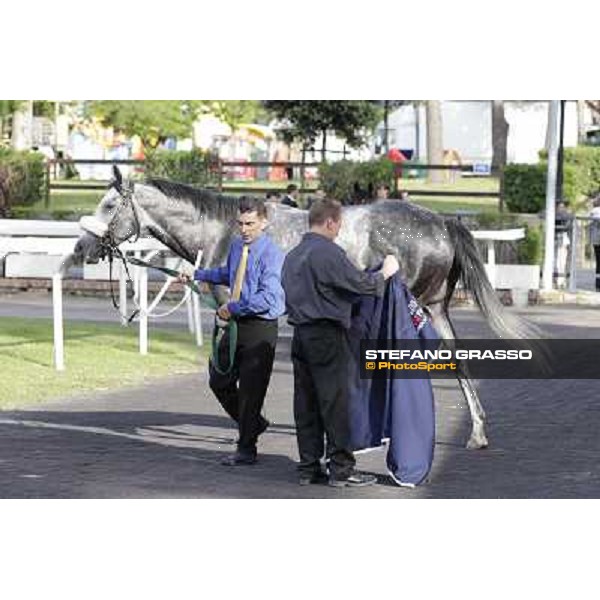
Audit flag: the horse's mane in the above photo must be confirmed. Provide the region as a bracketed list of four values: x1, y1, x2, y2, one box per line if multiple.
[144, 178, 241, 221]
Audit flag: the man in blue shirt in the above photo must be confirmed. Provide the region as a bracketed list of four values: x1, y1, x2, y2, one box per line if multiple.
[189, 197, 285, 466]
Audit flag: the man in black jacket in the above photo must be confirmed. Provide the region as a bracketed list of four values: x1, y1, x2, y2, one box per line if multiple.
[282, 198, 399, 487]
[281, 184, 299, 208]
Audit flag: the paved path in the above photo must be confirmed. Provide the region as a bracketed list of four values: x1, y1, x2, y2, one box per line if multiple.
[2, 296, 600, 498]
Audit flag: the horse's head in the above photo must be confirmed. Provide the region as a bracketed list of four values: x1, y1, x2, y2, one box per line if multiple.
[74, 166, 141, 263]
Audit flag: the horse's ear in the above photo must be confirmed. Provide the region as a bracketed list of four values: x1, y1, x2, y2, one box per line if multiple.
[113, 165, 123, 188]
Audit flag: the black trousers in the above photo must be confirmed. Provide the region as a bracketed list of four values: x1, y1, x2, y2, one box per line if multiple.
[291, 321, 355, 480]
[594, 245, 600, 291]
[209, 317, 278, 453]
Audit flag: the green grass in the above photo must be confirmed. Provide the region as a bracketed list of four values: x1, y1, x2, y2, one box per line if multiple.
[401, 175, 501, 214]
[0, 317, 208, 409]
[411, 197, 500, 214]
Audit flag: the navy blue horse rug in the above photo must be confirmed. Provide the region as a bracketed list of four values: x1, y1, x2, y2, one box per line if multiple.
[347, 274, 439, 487]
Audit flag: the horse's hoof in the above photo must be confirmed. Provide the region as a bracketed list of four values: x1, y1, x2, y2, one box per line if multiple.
[466, 435, 489, 450]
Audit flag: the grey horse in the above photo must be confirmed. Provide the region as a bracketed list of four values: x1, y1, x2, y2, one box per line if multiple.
[66, 167, 538, 450]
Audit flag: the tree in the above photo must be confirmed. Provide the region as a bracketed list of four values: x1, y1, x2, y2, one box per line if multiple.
[263, 101, 380, 161]
[87, 101, 196, 149]
[425, 100, 444, 183]
[199, 101, 267, 130]
[87, 100, 266, 149]
[491, 100, 509, 172]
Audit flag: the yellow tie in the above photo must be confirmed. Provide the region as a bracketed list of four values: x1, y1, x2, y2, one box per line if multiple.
[231, 244, 249, 301]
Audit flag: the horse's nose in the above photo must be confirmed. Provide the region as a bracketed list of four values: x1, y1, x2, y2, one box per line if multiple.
[73, 232, 100, 262]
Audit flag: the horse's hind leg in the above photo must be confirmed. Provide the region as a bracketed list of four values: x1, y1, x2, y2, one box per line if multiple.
[427, 302, 489, 450]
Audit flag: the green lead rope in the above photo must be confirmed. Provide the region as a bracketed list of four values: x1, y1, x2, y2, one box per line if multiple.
[126, 256, 238, 374]
[210, 317, 238, 375]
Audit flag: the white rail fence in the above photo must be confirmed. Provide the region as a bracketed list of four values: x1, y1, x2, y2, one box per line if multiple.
[1, 220, 203, 371]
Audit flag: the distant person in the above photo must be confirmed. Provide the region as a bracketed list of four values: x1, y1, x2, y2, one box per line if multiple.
[554, 201, 572, 289]
[589, 196, 600, 291]
[398, 189, 410, 201]
[281, 184, 299, 208]
[265, 191, 280, 203]
[375, 184, 390, 200]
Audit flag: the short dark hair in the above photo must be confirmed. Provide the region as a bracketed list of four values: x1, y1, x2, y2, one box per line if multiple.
[286, 184, 298, 194]
[309, 198, 342, 227]
[239, 196, 267, 218]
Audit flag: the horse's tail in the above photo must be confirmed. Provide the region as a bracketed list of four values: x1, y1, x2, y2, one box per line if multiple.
[445, 218, 542, 340]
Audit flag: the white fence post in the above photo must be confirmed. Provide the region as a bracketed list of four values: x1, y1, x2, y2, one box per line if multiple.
[192, 291, 203, 347]
[139, 266, 148, 355]
[119, 266, 127, 324]
[52, 274, 65, 371]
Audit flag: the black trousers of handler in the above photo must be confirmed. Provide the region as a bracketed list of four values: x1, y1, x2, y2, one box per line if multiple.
[209, 317, 278, 454]
[291, 320, 355, 480]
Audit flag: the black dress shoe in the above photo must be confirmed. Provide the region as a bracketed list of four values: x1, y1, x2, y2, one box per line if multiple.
[298, 470, 329, 486]
[221, 451, 257, 466]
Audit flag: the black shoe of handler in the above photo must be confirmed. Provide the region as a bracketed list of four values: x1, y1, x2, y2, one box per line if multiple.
[221, 450, 257, 466]
[328, 471, 377, 488]
[298, 470, 329, 486]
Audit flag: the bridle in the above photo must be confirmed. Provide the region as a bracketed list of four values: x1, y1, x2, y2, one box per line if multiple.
[80, 178, 144, 322]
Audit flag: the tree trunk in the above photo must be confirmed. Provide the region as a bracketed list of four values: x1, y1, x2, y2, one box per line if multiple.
[491, 101, 509, 172]
[492, 101, 509, 211]
[426, 101, 443, 183]
[577, 100, 587, 144]
[383, 100, 389, 154]
[11, 101, 33, 150]
[321, 129, 327, 162]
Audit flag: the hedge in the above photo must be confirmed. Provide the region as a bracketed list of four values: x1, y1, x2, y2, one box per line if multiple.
[503, 162, 579, 213]
[540, 145, 600, 197]
[319, 158, 395, 203]
[0, 149, 46, 214]
[144, 149, 220, 187]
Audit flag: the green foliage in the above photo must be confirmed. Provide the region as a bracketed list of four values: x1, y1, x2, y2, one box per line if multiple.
[0, 100, 23, 120]
[0, 149, 46, 212]
[319, 158, 395, 202]
[32, 101, 55, 118]
[517, 225, 544, 265]
[503, 163, 579, 213]
[88, 100, 196, 148]
[144, 148, 219, 186]
[198, 101, 267, 129]
[263, 101, 380, 152]
[87, 100, 265, 149]
[540, 146, 600, 197]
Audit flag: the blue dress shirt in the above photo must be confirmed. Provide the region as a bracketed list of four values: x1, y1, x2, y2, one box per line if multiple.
[193, 234, 285, 320]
